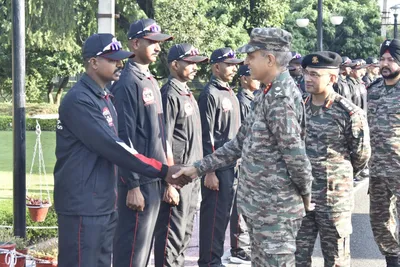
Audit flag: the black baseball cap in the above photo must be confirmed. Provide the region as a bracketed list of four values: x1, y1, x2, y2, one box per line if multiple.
[128, 18, 173, 42]
[341, 56, 352, 67]
[82, 33, 134, 60]
[289, 52, 303, 64]
[210, 47, 244, 64]
[349, 59, 366, 69]
[167, 43, 208, 63]
[301, 51, 342, 69]
[366, 57, 379, 66]
[238, 65, 251, 77]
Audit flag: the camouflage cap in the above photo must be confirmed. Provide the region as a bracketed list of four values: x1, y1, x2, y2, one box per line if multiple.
[237, 27, 292, 54]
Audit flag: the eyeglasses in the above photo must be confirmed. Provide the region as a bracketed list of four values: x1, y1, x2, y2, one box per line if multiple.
[136, 23, 161, 36]
[179, 48, 200, 59]
[96, 38, 122, 56]
[302, 70, 332, 78]
[217, 50, 235, 59]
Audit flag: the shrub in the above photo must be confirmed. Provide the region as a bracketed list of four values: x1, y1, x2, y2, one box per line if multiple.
[0, 116, 57, 131]
[0, 206, 58, 245]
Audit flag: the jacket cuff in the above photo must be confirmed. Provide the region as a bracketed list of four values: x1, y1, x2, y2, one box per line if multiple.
[159, 164, 169, 180]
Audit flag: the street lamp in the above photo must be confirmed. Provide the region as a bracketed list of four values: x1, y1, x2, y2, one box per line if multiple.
[390, 4, 400, 39]
[296, 1, 343, 51]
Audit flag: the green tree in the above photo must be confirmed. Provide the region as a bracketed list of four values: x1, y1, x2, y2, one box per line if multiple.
[283, 0, 384, 58]
[232, 0, 290, 34]
[0, 0, 97, 103]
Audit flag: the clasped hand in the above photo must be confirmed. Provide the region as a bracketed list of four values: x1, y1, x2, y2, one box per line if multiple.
[164, 164, 198, 189]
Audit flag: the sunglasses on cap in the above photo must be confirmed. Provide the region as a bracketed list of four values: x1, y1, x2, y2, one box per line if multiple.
[96, 39, 123, 56]
[179, 48, 200, 59]
[292, 53, 302, 59]
[135, 23, 162, 36]
[217, 50, 235, 59]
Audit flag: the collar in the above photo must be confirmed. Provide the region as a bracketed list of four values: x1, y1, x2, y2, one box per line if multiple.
[210, 75, 231, 91]
[305, 91, 335, 110]
[263, 70, 290, 95]
[127, 59, 153, 81]
[81, 73, 112, 99]
[169, 77, 191, 96]
[240, 88, 255, 100]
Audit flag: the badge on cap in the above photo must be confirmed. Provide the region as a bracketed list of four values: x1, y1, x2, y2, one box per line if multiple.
[386, 40, 391, 46]
[222, 98, 233, 112]
[312, 56, 319, 64]
[142, 88, 155, 105]
[102, 107, 114, 127]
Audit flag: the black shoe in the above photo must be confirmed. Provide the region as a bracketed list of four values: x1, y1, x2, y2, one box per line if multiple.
[386, 256, 400, 267]
[230, 249, 251, 264]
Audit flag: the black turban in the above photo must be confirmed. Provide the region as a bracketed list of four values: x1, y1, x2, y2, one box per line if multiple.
[380, 39, 400, 64]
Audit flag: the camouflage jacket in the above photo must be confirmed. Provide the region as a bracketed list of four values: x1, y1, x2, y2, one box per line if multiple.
[194, 70, 313, 223]
[304, 92, 370, 212]
[367, 78, 400, 179]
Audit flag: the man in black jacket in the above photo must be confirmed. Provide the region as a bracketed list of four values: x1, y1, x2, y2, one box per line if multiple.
[54, 33, 185, 267]
[154, 43, 208, 267]
[198, 47, 243, 267]
[110, 18, 174, 267]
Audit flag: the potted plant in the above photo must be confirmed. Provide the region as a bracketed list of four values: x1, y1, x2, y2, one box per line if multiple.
[0, 229, 16, 267]
[13, 236, 28, 267]
[26, 196, 51, 222]
[29, 239, 57, 267]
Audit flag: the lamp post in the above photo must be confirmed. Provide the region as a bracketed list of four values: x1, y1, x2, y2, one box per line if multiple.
[391, 4, 400, 39]
[296, 1, 343, 51]
[317, 0, 323, 51]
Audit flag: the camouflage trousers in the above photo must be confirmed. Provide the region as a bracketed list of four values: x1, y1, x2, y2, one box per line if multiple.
[369, 175, 400, 256]
[295, 211, 352, 267]
[246, 216, 302, 267]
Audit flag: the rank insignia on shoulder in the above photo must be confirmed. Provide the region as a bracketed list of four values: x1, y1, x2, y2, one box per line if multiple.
[336, 97, 355, 116]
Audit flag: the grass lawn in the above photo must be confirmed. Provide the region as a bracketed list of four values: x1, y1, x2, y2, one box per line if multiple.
[0, 131, 56, 211]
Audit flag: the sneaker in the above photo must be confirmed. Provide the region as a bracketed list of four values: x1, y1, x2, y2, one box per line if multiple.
[229, 250, 251, 264]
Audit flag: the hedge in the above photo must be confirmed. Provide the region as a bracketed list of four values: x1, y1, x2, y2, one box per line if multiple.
[0, 116, 57, 131]
[0, 205, 58, 245]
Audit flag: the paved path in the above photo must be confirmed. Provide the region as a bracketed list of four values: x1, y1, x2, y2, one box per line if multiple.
[149, 179, 387, 267]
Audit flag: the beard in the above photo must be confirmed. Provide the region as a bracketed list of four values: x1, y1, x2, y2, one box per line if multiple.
[380, 67, 400, 79]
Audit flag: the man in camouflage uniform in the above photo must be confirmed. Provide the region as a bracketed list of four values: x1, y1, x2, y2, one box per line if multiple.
[368, 39, 400, 267]
[295, 51, 371, 267]
[174, 27, 314, 267]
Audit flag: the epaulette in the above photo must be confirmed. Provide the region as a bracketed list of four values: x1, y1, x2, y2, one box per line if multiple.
[366, 77, 383, 90]
[335, 95, 355, 116]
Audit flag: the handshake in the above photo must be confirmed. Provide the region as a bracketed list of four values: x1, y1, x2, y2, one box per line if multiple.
[164, 164, 198, 188]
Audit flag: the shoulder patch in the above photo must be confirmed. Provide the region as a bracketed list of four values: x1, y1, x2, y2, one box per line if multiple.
[335, 95, 355, 116]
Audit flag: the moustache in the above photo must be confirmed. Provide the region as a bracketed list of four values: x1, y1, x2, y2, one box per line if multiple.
[114, 67, 123, 74]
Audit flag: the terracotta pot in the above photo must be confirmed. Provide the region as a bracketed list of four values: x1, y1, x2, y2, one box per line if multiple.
[27, 204, 51, 222]
[35, 259, 57, 267]
[0, 243, 16, 267]
[15, 248, 28, 267]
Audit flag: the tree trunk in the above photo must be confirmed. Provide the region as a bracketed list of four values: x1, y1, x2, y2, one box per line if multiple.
[136, 0, 155, 19]
[47, 81, 54, 104]
[55, 76, 69, 106]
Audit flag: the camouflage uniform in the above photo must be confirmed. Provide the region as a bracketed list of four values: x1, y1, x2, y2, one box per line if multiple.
[295, 92, 371, 267]
[193, 29, 313, 264]
[368, 77, 400, 257]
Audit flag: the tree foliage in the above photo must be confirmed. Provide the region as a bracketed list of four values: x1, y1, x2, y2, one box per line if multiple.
[283, 0, 383, 59]
[0, 0, 387, 103]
